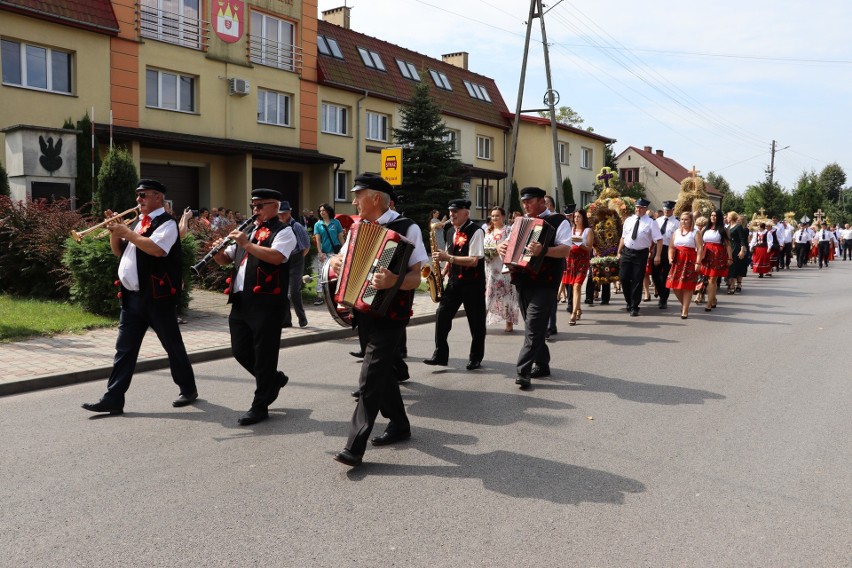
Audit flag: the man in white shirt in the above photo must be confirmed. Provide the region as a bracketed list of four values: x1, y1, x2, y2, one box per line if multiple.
[617, 198, 663, 316]
[815, 222, 834, 269]
[651, 200, 677, 309]
[793, 222, 813, 268]
[842, 224, 852, 261]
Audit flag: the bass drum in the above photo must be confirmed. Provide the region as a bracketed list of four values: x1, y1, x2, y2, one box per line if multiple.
[320, 256, 353, 328]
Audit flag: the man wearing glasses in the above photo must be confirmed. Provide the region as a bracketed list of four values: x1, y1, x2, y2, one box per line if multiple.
[82, 179, 197, 415]
[213, 188, 296, 425]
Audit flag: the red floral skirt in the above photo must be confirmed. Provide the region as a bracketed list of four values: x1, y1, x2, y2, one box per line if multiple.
[752, 246, 772, 274]
[666, 246, 699, 290]
[564, 247, 590, 285]
[701, 242, 729, 277]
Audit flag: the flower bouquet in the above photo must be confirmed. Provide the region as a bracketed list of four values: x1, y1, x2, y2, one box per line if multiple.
[590, 256, 620, 283]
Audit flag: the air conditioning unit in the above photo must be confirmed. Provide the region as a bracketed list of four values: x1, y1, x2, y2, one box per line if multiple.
[228, 78, 250, 96]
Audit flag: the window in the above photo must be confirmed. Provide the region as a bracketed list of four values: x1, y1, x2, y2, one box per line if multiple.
[317, 35, 343, 58]
[558, 142, 568, 165]
[1, 39, 72, 94]
[334, 170, 349, 202]
[621, 168, 640, 184]
[321, 103, 348, 135]
[463, 80, 491, 102]
[257, 89, 291, 126]
[581, 191, 595, 207]
[357, 47, 386, 71]
[396, 59, 420, 81]
[140, 0, 202, 49]
[580, 147, 592, 169]
[146, 68, 195, 112]
[476, 185, 492, 209]
[442, 129, 460, 155]
[365, 111, 389, 142]
[429, 69, 452, 90]
[476, 135, 493, 160]
[250, 12, 295, 71]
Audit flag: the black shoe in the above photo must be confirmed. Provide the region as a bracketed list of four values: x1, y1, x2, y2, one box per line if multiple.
[466, 360, 482, 371]
[282, 322, 293, 329]
[371, 430, 412, 446]
[658, 302, 667, 309]
[515, 375, 531, 390]
[351, 390, 360, 398]
[584, 300, 594, 306]
[172, 392, 198, 407]
[277, 371, 289, 388]
[333, 449, 363, 467]
[600, 301, 609, 305]
[237, 408, 268, 426]
[349, 351, 365, 359]
[298, 318, 308, 328]
[530, 365, 550, 378]
[423, 355, 448, 366]
[82, 400, 123, 415]
[630, 309, 639, 317]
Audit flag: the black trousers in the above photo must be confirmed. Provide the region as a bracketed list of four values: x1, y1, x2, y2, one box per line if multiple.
[782, 242, 793, 268]
[103, 290, 195, 405]
[619, 248, 649, 312]
[817, 241, 831, 267]
[516, 284, 557, 376]
[796, 243, 810, 267]
[282, 253, 306, 326]
[346, 317, 410, 455]
[229, 294, 285, 411]
[843, 241, 852, 260]
[585, 270, 611, 304]
[650, 245, 671, 305]
[432, 281, 486, 362]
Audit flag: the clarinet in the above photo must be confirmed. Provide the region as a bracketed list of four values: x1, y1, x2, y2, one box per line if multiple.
[191, 214, 258, 276]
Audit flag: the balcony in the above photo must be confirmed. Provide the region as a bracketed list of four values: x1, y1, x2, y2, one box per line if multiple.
[248, 35, 303, 74]
[139, 3, 210, 50]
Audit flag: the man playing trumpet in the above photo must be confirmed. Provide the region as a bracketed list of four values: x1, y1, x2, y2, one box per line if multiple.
[82, 179, 197, 415]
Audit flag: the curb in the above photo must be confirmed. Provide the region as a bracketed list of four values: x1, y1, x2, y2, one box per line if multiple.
[0, 312, 438, 398]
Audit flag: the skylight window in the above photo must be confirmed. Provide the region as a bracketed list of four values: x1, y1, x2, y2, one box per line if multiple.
[396, 59, 421, 81]
[318, 35, 343, 58]
[463, 80, 491, 102]
[357, 47, 386, 71]
[429, 69, 452, 90]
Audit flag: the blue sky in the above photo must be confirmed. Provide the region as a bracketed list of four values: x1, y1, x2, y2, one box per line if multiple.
[317, 0, 852, 195]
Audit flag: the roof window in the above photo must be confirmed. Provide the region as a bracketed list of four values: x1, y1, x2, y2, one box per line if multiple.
[429, 69, 452, 90]
[357, 47, 386, 71]
[396, 59, 421, 81]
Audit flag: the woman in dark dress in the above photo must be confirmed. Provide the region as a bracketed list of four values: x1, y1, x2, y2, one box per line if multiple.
[726, 211, 749, 294]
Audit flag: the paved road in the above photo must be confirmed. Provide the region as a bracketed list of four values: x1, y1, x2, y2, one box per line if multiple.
[2, 265, 850, 566]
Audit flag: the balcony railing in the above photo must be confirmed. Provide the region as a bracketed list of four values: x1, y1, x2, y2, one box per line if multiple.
[248, 35, 302, 74]
[139, 3, 210, 50]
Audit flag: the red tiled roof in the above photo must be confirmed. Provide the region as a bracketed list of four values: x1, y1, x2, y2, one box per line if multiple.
[621, 146, 722, 197]
[317, 20, 510, 130]
[0, 0, 119, 35]
[509, 113, 616, 144]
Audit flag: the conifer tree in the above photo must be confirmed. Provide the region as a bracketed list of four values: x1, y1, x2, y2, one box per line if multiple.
[95, 147, 138, 215]
[392, 83, 462, 228]
[0, 160, 9, 197]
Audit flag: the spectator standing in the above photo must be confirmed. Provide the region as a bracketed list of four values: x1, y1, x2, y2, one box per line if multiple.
[312, 203, 344, 305]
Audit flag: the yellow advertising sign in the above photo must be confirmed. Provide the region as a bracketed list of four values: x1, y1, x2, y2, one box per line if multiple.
[381, 147, 403, 186]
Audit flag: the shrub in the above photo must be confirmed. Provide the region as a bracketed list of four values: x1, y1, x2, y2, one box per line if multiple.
[0, 196, 82, 298]
[95, 147, 137, 214]
[0, 161, 9, 197]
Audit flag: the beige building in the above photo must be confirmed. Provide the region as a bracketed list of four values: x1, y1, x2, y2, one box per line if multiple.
[512, 115, 616, 209]
[615, 145, 722, 210]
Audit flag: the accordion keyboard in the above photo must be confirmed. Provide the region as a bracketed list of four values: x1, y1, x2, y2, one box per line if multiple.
[361, 241, 400, 305]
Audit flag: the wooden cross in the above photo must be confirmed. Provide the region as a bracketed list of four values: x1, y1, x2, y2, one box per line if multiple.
[597, 168, 614, 188]
[691, 165, 700, 183]
[814, 208, 824, 223]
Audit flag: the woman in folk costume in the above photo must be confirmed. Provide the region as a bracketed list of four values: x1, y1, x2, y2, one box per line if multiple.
[484, 206, 519, 332]
[750, 222, 775, 277]
[726, 211, 749, 294]
[666, 211, 703, 319]
[700, 209, 732, 312]
[565, 209, 594, 325]
[767, 222, 781, 270]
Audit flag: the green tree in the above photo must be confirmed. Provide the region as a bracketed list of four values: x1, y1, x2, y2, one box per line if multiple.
[742, 179, 789, 218]
[393, 83, 462, 227]
[0, 160, 9, 197]
[603, 144, 616, 170]
[537, 105, 584, 128]
[706, 171, 732, 198]
[561, 176, 574, 209]
[817, 162, 846, 204]
[63, 113, 99, 212]
[95, 147, 137, 215]
[721, 192, 744, 214]
[790, 170, 826, 221]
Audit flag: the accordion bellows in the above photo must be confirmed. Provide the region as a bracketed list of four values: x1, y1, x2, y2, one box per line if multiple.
[502, 217, 555, 273]
[335, 222, 414, 316]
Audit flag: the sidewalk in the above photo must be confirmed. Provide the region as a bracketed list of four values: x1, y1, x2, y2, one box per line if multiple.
[0, 289, 439, 397]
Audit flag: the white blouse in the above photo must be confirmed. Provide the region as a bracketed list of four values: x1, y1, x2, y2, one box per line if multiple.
[570, 227, 591, 248]
[673, 228, 698, 249]
[703, 229, 722, 244]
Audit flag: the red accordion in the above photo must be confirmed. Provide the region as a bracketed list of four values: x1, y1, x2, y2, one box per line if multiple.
[335, 221, 414, 316]
[502, 217, 555, 273]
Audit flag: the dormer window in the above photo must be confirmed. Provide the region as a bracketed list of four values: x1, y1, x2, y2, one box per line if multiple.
[318, 35, 344, 59]
[429, 69, 452, 90]
[396, 59, 421, 81]
[357, 47, 386, 71]
[463, 80, 491, 102]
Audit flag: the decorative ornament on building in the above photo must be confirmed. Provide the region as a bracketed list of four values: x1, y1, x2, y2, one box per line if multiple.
[215, 0, 244, 44]
[38, 136, 63, 174]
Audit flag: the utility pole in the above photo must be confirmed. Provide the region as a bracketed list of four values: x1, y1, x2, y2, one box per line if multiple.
[768, 139, 776, 187]
[502, 0, 564, 213]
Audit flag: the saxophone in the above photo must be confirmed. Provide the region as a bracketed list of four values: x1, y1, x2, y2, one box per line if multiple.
[421, 221, 445, 303]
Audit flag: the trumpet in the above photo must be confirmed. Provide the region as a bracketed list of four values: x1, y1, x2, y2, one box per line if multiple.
[70, 206, 140, 242]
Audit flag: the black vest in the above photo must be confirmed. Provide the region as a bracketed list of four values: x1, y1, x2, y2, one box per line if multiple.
[511, 213, 566, 289]
[380, 215, 417, 322]
[131, 213, 182, 306]
[447, 219, 485, 287]
[228, 217, 289, 306]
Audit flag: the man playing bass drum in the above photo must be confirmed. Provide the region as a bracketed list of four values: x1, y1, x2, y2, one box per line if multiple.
[330, 174, 429, 468]
[497, 187, 572, 390]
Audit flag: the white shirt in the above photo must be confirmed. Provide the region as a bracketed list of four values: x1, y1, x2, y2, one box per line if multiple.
[570, 227, 592, 248]
[672, 228, 698, 249]
[656, 214, 678, 247]
[539, 209, 573, 246]
[793, 228, 813, 243]
[816, 229, 833, 242]
[225, 222, 296, 293]
[782, 223, 795, 244]
[842, 228, 852, 240]
[622, 214, 662, 250]
[117, 208, 177, 291]
[750, 230, 775, 248]
[339, 209, 430, 268]
[702, 229, 723, 244]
